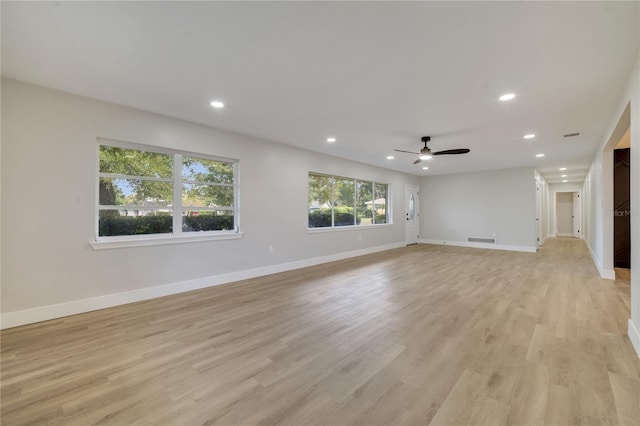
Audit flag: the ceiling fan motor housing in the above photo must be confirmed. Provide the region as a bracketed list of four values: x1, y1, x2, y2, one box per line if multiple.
[421, 136, 431, 154]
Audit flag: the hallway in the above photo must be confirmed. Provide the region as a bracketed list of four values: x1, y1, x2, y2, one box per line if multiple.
[1, 238, 639, 425]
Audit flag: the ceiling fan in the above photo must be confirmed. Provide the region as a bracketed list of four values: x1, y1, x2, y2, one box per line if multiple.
[394, 136, 470, 164]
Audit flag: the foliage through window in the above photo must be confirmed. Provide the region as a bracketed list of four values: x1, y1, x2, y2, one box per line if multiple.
[97, 139, 237, 238]
[308, 173, 389, 228]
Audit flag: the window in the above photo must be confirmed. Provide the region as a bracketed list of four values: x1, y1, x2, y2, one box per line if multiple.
[97, 139, 238, 241]
[308, 172, 389, 228]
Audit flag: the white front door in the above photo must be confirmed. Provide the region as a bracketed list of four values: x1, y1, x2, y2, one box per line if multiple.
[572, 192, 581, 238]
[405, 184, 419, 245]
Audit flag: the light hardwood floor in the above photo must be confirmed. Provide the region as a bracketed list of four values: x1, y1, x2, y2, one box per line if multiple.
[2, 238, 639, 425]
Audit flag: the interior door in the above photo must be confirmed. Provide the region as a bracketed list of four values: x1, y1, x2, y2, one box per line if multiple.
[405, 184, 419, 245]
[572, 192, 581, 238]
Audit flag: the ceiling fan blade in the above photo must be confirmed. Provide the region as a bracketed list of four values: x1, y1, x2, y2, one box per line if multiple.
[433, 148, 470, 155]
[413, 158, 423, 164]
[394, 149, 420, 155]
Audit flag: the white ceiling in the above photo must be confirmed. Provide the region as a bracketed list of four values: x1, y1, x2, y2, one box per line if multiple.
[2, 2, 638, 184]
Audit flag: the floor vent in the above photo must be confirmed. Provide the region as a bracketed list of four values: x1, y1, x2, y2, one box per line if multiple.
[468, 237, 496, 244]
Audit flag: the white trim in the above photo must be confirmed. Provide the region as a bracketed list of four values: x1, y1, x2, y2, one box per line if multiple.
[308, 223, 393, 233]
[419, 239, 536, 253]
[628, 319, 640, 358]
[96, 138, 239, 242]
[557, 232, 574, 237]
[90, 232, 244, 250]
[1, 241, 405, 329]
[587, 241, 615, 280]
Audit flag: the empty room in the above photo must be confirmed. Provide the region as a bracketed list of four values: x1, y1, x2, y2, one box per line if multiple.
[1, 2, 639, 425]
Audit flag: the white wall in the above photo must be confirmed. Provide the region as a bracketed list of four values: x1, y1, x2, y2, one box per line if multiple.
[630, 58, 640, 356]
[583, 54, 640, 356]
[419, 167, 537, 251]
[0, 79, 420, 324]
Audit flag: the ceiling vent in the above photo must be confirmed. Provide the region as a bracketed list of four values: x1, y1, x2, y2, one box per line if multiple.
[563, 132, 581, 138]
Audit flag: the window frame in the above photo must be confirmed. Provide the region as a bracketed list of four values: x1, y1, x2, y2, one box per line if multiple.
[93, 138, 241, 248]
[307, 171, 391, 230]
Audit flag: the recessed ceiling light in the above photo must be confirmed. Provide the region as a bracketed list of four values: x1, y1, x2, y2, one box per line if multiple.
[327, 137, 337, 143]
[524, 134, 536, 139]
[210, 100, 224, 108]
[536, 153, 545, 157]
[559, 167, 567, 171]
[561, 174, 567, 177]
[420, 155, 433, 160]
[562, 180, 568, 183]
[422, 166, 429, 170]
[386, 155, 394, 160]
[499, 93, 516, 101]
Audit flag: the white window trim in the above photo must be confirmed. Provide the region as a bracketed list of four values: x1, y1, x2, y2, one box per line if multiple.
[307, 172, 392, 230]
[94, 137, 240, 249]
[90, 232, 244, 250]
[307, 224, 393, 234]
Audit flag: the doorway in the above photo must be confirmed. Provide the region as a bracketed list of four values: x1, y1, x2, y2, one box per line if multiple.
[404, 184, 419, 245]
[555, 191, 581, 238]
[614, 146, 631, 268]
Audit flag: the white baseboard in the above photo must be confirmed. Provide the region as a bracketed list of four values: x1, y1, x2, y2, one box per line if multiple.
[419, 239, 537, 253]
[629, 320, 640, 358]
[1, 242, 405, 330]
[587, 241, 615, 280]
[556, 233, 575, 237]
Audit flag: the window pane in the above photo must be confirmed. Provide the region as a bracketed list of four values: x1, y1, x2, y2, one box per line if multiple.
[182, 211, 234, 232]
[99, 178, 172, 207]
[356, 181, 373, 225]
[334, 178, 355, 226]
[98, 210, 173, 236]
[99, 146, 172, 178]
[182, 184, 233, 208]
[182, 157, 234, 184]
[374, 183, 387, 224]
[308, 173, 333, 228]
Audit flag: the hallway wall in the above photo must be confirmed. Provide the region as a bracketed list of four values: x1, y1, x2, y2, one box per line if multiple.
[584, 54, 640, 357]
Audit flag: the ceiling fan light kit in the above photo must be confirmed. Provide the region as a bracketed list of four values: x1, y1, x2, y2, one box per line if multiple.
[394, 136, 470, 165]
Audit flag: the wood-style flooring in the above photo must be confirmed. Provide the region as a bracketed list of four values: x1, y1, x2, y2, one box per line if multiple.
[1, 237, 639, 425]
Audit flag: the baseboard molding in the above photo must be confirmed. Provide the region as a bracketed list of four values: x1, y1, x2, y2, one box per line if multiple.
[1, 242, 405, 330]
[629, 320, 640, 358]
[587, 242, 615, 280]
[556, 233, 575, 237]
[419, 239, 537, 253]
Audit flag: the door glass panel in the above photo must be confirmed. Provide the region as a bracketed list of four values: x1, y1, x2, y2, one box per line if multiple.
[409, 193, 415, 219]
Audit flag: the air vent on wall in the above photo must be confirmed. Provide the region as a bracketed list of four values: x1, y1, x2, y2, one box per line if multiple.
[468, 237, 496, 244]
[563, 132, 581, 138]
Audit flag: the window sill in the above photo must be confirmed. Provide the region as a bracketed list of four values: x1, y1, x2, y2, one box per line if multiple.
[307, 224, 393, 234]
[90, 232, 244, 250]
